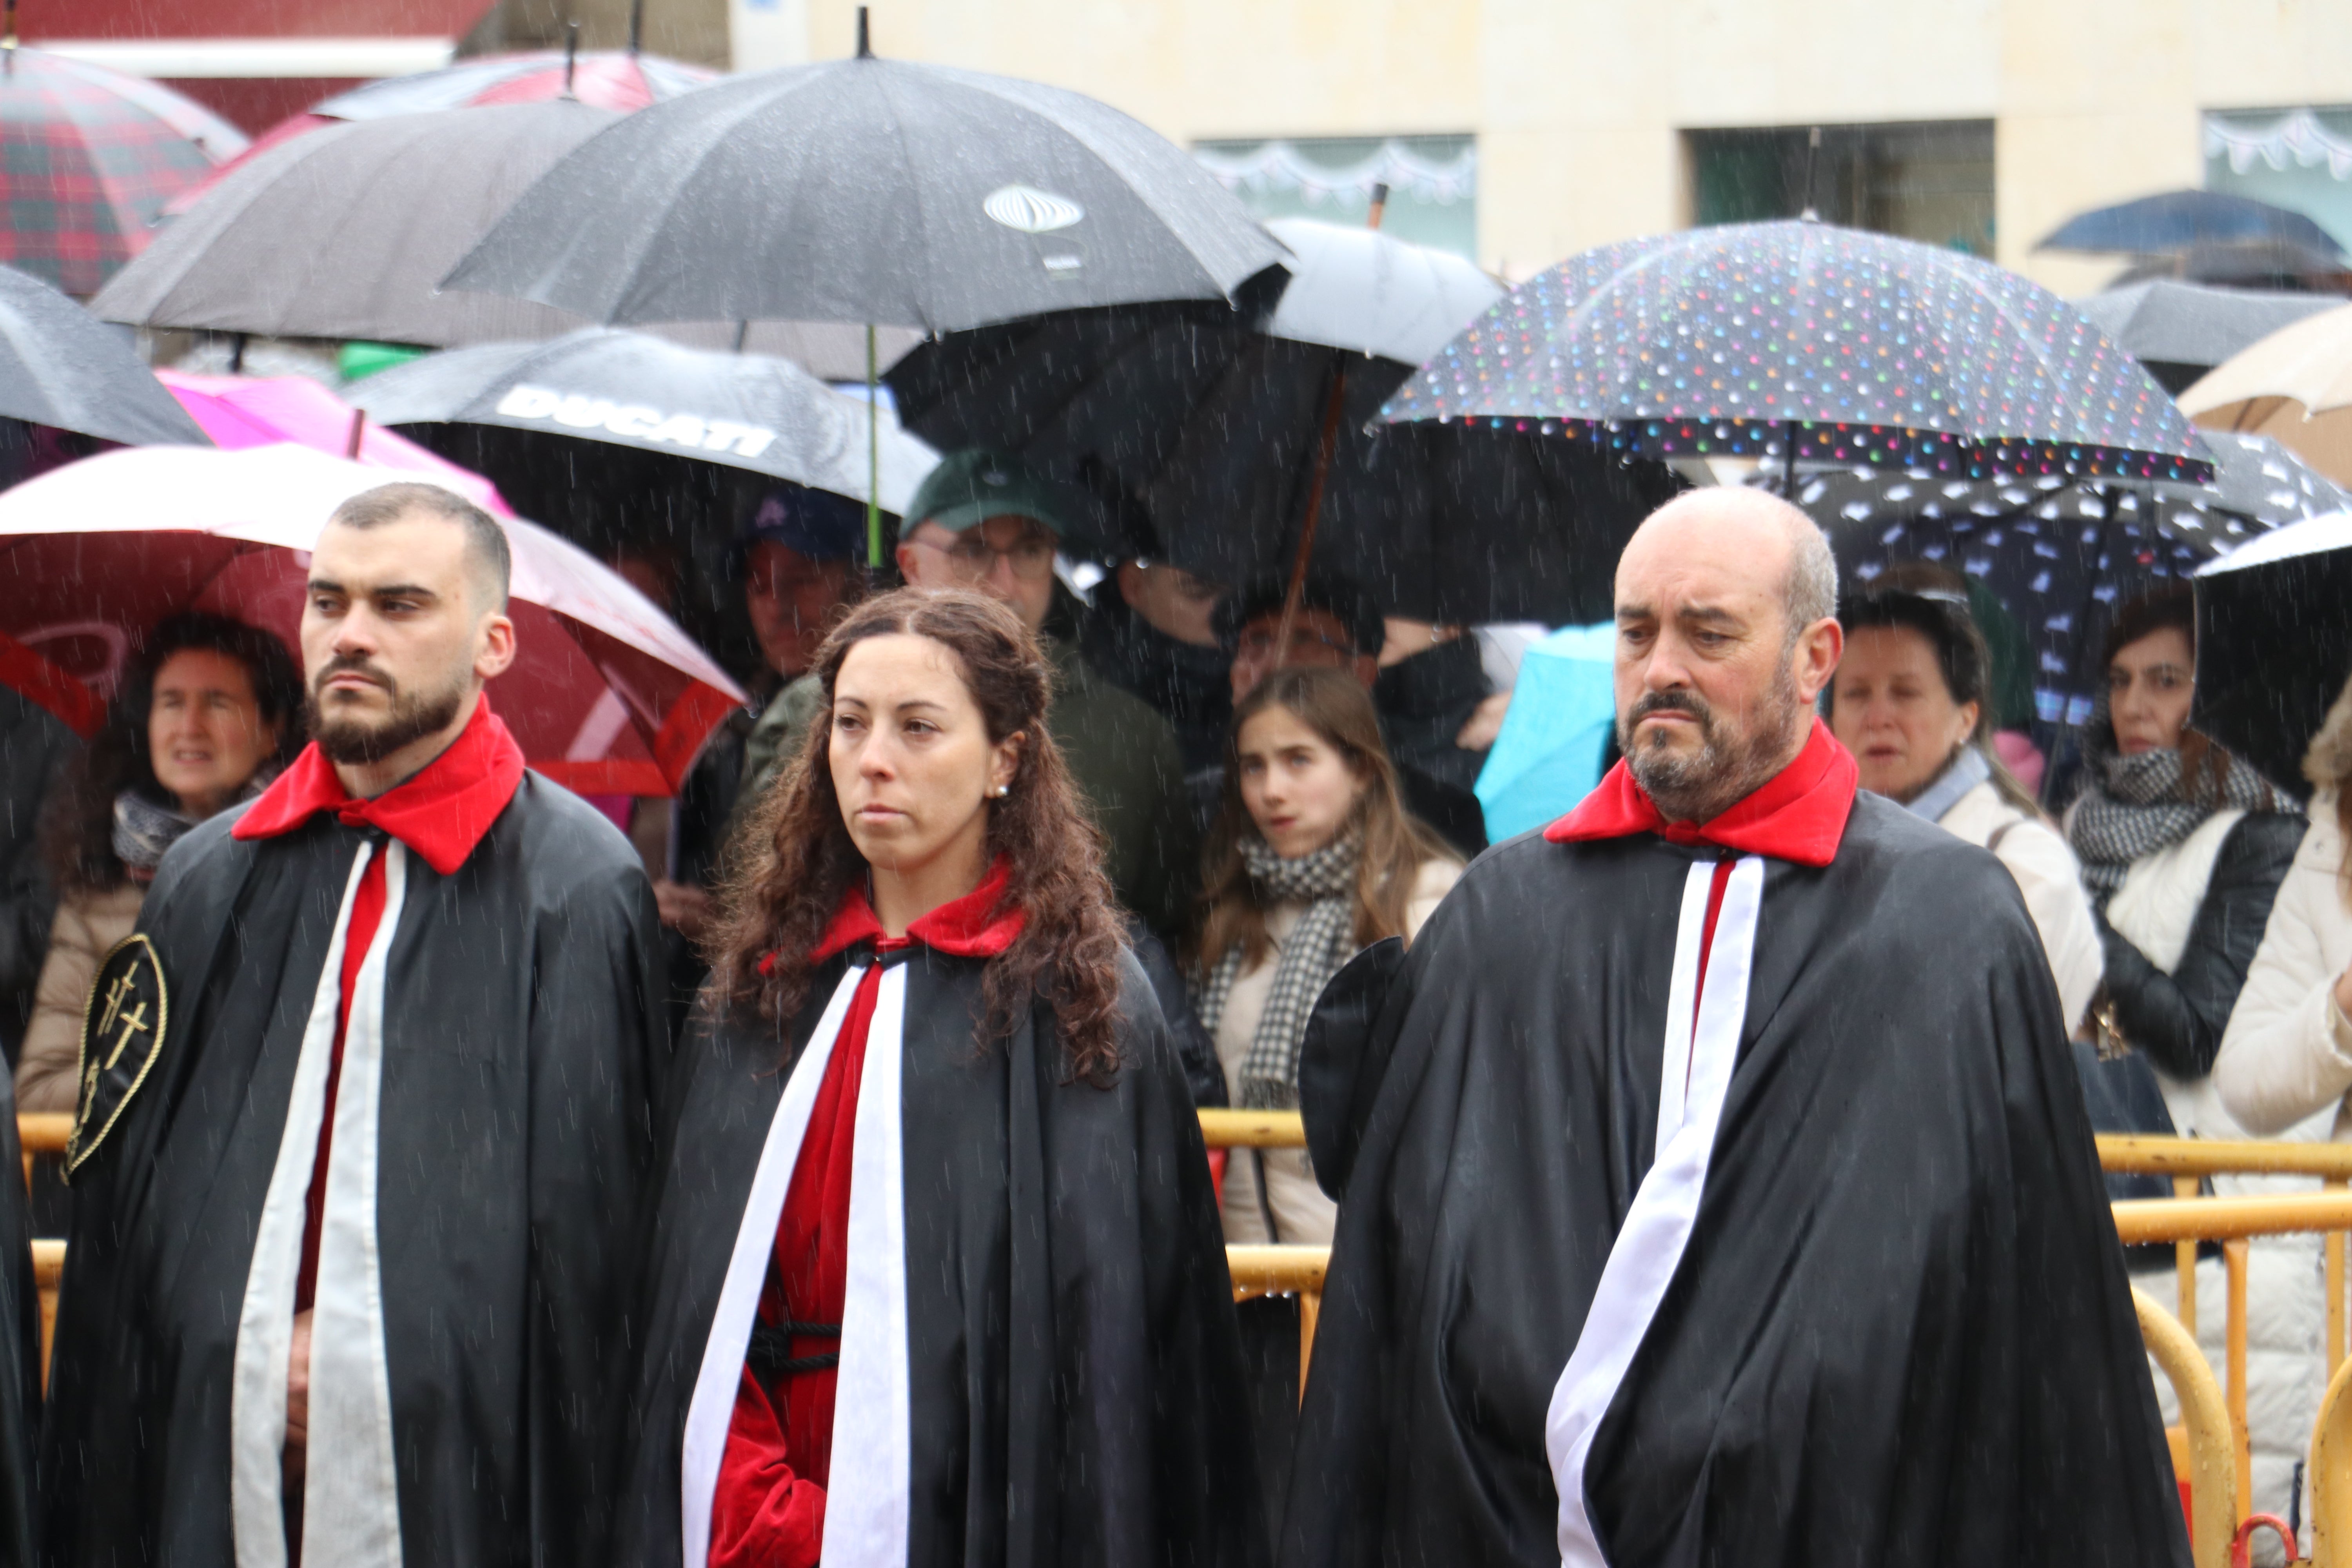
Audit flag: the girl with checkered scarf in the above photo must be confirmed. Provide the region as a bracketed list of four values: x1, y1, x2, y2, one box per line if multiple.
[1192, 667, 1463, 1245]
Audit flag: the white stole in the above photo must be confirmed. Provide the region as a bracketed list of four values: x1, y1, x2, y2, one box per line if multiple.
[230, 839, 411, 1568]
[1545, 855, 1765, 1568]
[682, 960, 913, 1568]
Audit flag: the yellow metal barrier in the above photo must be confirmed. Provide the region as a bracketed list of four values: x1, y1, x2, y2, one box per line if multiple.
[1226, 1243, 1327, 1400]
[2137, 1285, 2237, 1568]
[2314, 1356, 2352, 1567]
[1198, 1109, 1307, 1149]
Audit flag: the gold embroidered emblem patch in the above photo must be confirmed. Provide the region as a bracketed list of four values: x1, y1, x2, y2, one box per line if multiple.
[65, 933, 168, 1179]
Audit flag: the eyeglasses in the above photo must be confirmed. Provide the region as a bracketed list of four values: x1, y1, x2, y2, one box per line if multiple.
[912, 530, 1057, 583]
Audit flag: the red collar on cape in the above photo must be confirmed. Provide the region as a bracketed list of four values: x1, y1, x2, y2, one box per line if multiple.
[806, 854, 1027, 964]
[232, 695, 526, 876]
[1544, 717, 1857, 868]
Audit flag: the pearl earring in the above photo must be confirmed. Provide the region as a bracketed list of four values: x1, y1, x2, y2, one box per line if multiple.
[992, 784, 1009, 798]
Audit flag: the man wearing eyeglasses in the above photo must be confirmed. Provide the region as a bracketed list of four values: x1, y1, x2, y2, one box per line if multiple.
[890, 449, 1198, 943]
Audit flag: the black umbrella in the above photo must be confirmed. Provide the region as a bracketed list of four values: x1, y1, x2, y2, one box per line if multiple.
[887, 217, 1675, 621]
[444, 14, 1283, 564]
[2195, 511, 2352, 796]
[443, 25, 1283, 336]
[1768, 430, 2347, 730]
[343, 328, 937, 513]
[0, 263, 206, 447]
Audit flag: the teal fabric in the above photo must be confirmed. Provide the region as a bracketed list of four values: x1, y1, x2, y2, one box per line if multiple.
[1474, 623, 1616, 842]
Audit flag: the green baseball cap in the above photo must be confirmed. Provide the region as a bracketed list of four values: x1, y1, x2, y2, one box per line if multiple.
[905, 448, 1067, 537]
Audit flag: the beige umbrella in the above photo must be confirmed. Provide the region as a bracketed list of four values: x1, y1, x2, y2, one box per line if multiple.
[2179, 302, 2352, 485]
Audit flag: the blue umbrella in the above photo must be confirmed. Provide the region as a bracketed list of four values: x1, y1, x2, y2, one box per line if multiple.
[2038, 190, 2345, 260]
[1474, 623, 1616, 841]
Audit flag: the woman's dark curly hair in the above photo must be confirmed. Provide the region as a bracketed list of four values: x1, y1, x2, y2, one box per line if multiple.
[45, 612, 304, 894]
[710, 587, 1128, 1080]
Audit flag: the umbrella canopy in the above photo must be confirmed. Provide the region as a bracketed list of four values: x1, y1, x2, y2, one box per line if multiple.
[1766, 430, 2343, 726]
[0, 262, 205, 444]
[315, 49, 720, 118]
[886, 219, 1677, 623]
[1381, 219, 2212, 483]
[443, 45, 1288, 335]
[162, 49, 720, 218]
[1472, 622, 1616, 841]
[2196, 510, 2352, 796]
[2180, 303, 2352, 486]
[2073, 280, 2338, 388]
[95, 102, 621, 348]
[2038, 189, 2347, 260]
[345, 328, 936, 513]
[0, 47, 249, 294]
[154, 369, 514, 516]
[0, 443, 743, 793]
[104, 102, 926, 374]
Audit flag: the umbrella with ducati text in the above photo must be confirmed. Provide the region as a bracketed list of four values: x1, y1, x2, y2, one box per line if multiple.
[1382, 218, 2214, 486]
[0, 444, 742, 795]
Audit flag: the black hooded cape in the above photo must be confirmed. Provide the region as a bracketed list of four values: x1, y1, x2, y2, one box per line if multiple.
[38, 776, 665, 1568]
[1285, 794, 2189, 1568]
[613, 945, 1267, 1568]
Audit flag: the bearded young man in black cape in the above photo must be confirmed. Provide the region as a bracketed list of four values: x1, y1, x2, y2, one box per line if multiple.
[40, 483, 666, 1568]
[1285, 488, 2188, 1568]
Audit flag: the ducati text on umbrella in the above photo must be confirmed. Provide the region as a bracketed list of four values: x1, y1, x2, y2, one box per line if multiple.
[491, 384, 778, 458]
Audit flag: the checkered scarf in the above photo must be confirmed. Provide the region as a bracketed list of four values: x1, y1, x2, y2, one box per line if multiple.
[2069, 701, 2291, 900]
[1196, 833, 1361, 1110]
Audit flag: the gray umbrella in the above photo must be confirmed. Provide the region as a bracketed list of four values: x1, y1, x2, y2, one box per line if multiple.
[441, 32, 1286, 334]
[89, 101, 926, 375]
[344, 328, 938, 513]
[0, 265, 206, 446]
[2076, 279, 2339, 387]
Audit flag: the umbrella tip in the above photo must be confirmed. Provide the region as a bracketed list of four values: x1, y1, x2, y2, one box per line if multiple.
[856, 6, 873, 58]
[563, 20, 579, 96]
[628, 0, 643, 56]
[1366, 181, 1390, 232]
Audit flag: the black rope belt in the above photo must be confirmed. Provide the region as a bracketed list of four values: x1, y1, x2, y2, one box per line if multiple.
[746, 1320, 842, 1377]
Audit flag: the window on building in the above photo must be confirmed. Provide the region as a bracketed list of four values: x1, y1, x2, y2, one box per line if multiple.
[1685, 120, 1995, 255]
[2205, 107, 2352, 252]
[1191, 134, 1476, 259]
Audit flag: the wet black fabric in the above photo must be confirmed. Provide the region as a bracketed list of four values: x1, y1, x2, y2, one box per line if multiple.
[0, 1071, 39, 1568]
[38, 778, 666, 1568]
[614, 949, 1266, 1568]
[1284, 796, 2187, 1568]
[1080, 592, 1233, 778]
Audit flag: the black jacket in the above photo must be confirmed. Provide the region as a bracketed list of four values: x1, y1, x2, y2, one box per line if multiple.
[2097, 811, 2304, 1081]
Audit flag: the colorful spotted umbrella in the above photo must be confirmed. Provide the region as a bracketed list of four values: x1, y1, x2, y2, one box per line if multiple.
[1382, 218, 2214, 485]
[0, 45, 248, 294]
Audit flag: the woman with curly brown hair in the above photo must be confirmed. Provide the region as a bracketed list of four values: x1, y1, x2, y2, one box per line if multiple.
[614, 587, 1263, 1568]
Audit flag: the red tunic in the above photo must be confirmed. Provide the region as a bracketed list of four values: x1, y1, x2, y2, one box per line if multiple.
[709, 860, 1024, 1568]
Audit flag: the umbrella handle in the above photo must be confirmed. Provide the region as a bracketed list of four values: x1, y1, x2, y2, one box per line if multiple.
[1272, 185, 1392, 665]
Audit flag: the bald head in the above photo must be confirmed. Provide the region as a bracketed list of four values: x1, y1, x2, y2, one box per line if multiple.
[1611, 488, 1845, 823]
[1619, 488, 1836, 645]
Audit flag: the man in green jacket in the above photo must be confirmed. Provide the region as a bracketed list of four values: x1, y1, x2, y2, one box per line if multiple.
[740, 450, 1198, 941]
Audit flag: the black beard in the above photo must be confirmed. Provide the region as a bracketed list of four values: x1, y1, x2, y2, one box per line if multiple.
[306, 659, 468, 766]
[1618, 670, 1807, 824]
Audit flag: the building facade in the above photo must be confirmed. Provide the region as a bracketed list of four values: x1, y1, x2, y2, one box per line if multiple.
[728, 0, 2352, 291]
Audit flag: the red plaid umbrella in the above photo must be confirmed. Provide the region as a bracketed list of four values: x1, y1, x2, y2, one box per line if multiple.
[167, 50, 717, 216]
[0, 45, 247, 295]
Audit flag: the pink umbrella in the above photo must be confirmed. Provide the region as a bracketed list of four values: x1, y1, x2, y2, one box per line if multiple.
[0, 443, 743, 796]
[154, 368, 515, 517]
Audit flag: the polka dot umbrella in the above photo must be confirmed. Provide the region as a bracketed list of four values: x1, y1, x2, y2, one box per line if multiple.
[1381, 218, 2215, 486]
[1755, 432, 2348, 730]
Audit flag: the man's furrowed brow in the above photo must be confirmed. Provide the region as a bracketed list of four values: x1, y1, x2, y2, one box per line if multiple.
[1676, 603, 1743, 628]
